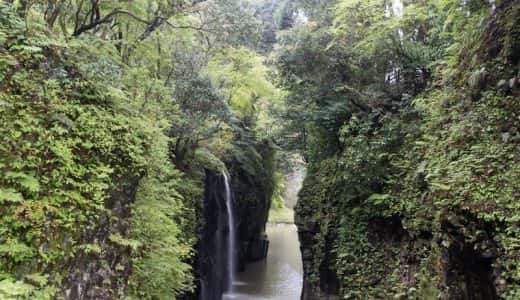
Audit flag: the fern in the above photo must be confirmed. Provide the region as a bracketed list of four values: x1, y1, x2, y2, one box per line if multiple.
[0, 188, 24, 203]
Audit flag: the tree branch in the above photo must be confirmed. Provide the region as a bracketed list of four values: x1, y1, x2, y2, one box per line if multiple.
[73, 9, 151, 36]
[164, 20, 217, 34]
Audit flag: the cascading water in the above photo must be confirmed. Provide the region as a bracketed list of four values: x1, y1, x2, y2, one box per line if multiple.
[223, 173, 236, 295]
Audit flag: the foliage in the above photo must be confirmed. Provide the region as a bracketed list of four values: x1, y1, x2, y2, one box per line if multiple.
[0, 8, 151, 296]
[206, 47, 276, 122]
[129, 133, 197, 298]
[277, 0, 520, 298]
[0, 0, 281, 297]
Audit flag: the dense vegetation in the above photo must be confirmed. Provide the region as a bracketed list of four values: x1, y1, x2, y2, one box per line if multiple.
[0, 0, 281, 299]
[2, 0, 519, 299]
[272, 0, 520, 299]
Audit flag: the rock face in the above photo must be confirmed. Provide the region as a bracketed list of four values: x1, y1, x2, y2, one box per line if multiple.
[231, 164, 271, 268]
[196, 167, 272, 300]
[197, 172, 229, 300]
[296, 209, 500, 300]
[295, 205, 340, 300]
[61, 173, 141, 299]
[294, 1, 520, 299]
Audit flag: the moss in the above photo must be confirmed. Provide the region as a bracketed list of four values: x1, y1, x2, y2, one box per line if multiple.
[294, 1, 520, 298]
[193, 148, 227, 173]
[0, 9, 198, 298]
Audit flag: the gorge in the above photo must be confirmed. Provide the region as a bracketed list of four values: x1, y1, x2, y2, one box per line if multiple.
[197, 168, 302, 300]
[1, 0, 520, 300]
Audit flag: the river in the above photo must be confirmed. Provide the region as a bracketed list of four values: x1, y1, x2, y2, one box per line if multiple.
[223, 222, 303, 300]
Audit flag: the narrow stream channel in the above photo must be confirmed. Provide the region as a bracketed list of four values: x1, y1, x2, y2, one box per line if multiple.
[223, 222, 303, 300]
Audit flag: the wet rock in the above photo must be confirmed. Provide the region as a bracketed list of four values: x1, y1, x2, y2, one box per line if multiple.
[247, 235, 269, 261]
[497, 79, 508, 91]
[502, 132, 511, 143]
[194, 164, 272, 300]
[509, 77, 517, 89]
[468, 67, 487, 90]
[58, 173, 141, 299]
[197, 171, 228, 300]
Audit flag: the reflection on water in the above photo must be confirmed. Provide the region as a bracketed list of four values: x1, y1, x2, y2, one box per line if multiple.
[223, 223, 303, 300]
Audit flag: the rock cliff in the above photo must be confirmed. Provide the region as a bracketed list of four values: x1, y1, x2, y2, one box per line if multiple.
[195, 139, 275, 300]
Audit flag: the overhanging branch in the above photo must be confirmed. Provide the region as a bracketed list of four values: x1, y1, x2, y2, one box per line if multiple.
[73, 9, 151, 36]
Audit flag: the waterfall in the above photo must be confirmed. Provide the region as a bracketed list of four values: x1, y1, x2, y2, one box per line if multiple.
[392, 0, 403, 18]
[223, 173, 236, 294]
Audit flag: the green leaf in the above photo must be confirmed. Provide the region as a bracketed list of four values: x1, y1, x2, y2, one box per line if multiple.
[24, 273, 49, 287]
[0, 238, 34, 263]
[5, 172, 40, 194]
[0, 279, 35, 299]
[367, 193, 391, 205]
[430, 182, 451, 191]
[109, 234, 142, 251]
[0, 188, 24, 203]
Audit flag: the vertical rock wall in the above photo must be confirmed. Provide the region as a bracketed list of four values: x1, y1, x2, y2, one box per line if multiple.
[197, 172, 228, 300]
[195, 164, 272, 300]
[61, 173, 141, 299]
[231, 166, 270, 267]
[294, 1, 520, 299]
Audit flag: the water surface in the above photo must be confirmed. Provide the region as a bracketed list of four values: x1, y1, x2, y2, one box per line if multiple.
[223, 223, 303, 300]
